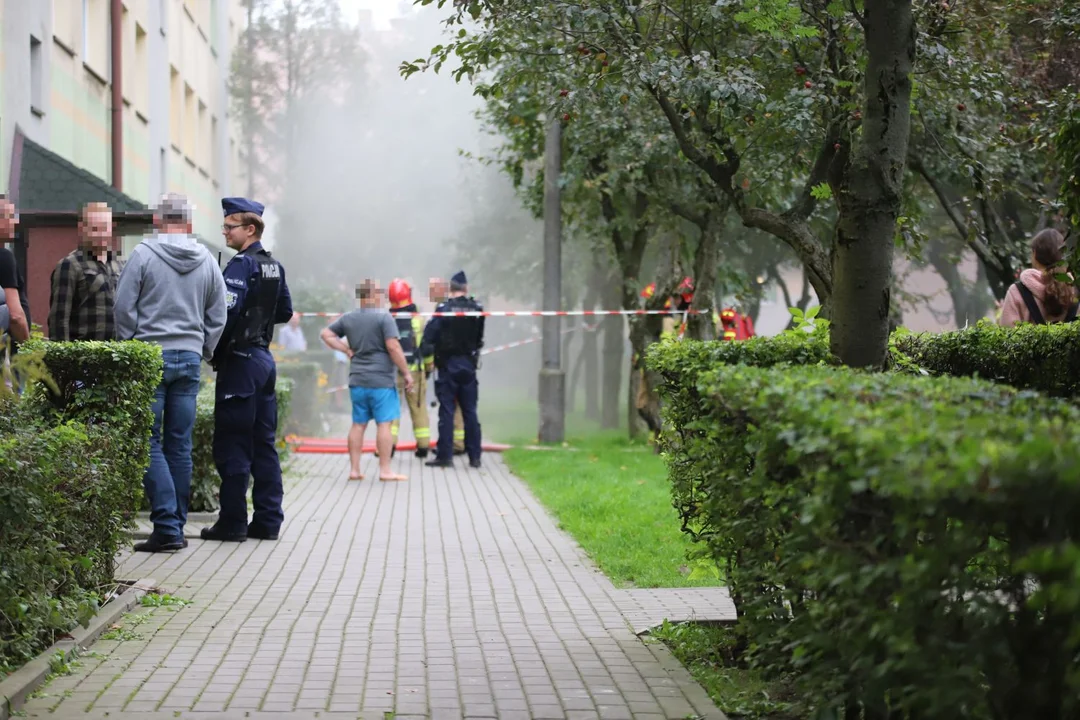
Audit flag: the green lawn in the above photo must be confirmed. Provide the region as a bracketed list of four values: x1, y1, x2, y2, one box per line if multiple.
[650, 622, 805, 720]
[503, 430, 722, 588]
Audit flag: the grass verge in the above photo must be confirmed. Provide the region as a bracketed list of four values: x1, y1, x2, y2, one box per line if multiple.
[503, 430, 722, 588]
[650, 621, 806, 720]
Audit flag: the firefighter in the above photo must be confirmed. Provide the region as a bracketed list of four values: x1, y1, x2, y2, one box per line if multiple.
[387, 278, 434, 458]
[718, 307, 756, 341]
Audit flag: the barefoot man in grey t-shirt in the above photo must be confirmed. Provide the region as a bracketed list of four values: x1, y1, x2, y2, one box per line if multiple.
[321, 279, 414, 481]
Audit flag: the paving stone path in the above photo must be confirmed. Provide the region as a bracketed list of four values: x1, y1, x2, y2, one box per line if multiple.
[21, 452, 733, 720]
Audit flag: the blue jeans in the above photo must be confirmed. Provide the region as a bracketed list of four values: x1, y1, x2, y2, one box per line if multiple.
[144, 349, 202, 541]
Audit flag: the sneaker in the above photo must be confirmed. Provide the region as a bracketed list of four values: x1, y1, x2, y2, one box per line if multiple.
[133, 533, 184, 553]
[200, 524, 248, 542]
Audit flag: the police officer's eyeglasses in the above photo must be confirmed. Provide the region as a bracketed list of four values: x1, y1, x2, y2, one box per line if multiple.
[222, 223, 250, 232]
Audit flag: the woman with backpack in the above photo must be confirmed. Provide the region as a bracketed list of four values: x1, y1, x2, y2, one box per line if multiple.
[999, 229, 1079, 327]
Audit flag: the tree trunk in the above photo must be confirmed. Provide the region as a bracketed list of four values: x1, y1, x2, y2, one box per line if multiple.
[627, 362, 642, 439]
[830, 0, 915, 368]
[601, 271, 623, 429]
[685, 204, 727, 340]
[582, 270, 601, 421]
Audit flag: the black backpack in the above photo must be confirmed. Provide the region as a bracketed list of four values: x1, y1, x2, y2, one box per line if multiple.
[1014, 281, 1079, 324]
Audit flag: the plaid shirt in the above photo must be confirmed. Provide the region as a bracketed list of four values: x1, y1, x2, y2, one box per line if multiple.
[48, 249, 124, 341]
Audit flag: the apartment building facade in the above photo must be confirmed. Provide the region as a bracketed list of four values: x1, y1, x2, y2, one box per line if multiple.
[0, 0, 248, 248]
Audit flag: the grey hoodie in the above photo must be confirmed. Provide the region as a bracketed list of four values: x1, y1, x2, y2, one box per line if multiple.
[114, 234, 228, 360]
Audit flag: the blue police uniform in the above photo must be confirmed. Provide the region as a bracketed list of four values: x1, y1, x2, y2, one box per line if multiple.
[420, 271, 484, 467]
[201, 197, 293, 542]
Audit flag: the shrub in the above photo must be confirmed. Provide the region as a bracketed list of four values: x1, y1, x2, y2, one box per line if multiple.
[652, 359, 1080, 719]
[1, 340, 161, 675]
[189, 377, 294, 513]
[891, 321, 1080, 399]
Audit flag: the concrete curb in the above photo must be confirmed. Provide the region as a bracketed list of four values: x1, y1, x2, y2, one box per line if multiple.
[0, 577, 156, 720]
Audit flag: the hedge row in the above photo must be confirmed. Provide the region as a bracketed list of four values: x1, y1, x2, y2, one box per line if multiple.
[655, 319, 1080, 399]
[1, 340, 160, 674]
[648, 322, 1080, 718]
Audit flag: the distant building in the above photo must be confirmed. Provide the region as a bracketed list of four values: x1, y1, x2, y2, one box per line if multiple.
[0, 0, 249, 335]
[0, 0, 248, 247]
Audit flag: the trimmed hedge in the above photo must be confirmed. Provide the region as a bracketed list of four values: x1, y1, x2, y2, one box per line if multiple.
[189, 377, 294, 513]
[651, 360, 1080, 719]
[659, 320, 1080, 399]
[892, 321, 1080, 399]
[1, 340, 161, 675]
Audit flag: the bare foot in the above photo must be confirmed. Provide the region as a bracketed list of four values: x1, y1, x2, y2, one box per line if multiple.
[379, 473, 407, 482]
[348, 471, 365, 481]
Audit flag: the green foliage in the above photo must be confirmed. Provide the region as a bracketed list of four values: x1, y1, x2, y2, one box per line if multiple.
[651, 621, 804, 719]
[1, 341, 161, 675]
[891, 321, 1080, 399]
[189, 377, 293, 513]
[652, 358, 1080, 718]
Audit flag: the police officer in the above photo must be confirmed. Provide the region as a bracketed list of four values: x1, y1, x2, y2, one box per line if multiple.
[387, 278, 434, 458]
[201, 197, 293, 542]
[421, 270, 484, 468]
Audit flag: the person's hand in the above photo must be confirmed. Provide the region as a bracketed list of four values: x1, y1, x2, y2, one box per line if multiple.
[345, 347, 354, 359]
[404, 372, 415, 393]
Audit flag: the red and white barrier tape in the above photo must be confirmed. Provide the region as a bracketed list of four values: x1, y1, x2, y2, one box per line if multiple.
[321, 323, 598, 394]
[295, 309, 702, 318]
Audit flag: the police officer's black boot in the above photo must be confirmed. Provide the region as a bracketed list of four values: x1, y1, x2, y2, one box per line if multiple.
[425, 457, 451, 468]
[200, 523, 248, 542]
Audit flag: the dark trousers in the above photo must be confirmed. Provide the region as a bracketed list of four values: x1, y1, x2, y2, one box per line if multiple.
[434, 356, 481, 462]
[212, 348, 283, 534]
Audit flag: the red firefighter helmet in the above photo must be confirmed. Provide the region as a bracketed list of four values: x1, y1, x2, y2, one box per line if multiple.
[388, 278, 412, 308]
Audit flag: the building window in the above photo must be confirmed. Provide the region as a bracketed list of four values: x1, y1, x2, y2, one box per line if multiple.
[197, 100, 208, 171]
[83, 0, 110, 81]
[169, 67, 182, 149]
[53, 0, 79, 54]
[134, 24, 149, 116]
[30, 36, 44, 116]
[160, 147, 167, 195]
[184, 83, 196, 160]
[211, 115, 220, 180]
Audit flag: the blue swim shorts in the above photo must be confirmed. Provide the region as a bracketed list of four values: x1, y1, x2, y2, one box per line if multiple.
[349, 386, 400, 425]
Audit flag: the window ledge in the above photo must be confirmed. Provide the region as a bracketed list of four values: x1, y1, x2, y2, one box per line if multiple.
[136, 109, 150, 124]
[83, 62, 108, 86]
[53, 37, 77, 57]
[31, 106, 46, 118]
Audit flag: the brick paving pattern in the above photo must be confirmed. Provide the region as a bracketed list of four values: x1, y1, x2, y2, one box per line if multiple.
[21, 453, 728, 719]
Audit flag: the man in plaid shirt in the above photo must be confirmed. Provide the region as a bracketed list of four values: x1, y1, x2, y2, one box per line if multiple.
[48, 202, 124, 341]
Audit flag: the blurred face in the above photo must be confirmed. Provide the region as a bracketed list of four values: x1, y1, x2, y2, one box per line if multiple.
[429, 277, 448, 303]
[0, 201, 16, 240]
[222, 213, 257, 250]
[289, 313, 301, 328]
[79, 209, 113, 253]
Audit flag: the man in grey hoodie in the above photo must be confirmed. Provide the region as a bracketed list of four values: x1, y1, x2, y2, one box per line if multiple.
[115, 194, 228, 552]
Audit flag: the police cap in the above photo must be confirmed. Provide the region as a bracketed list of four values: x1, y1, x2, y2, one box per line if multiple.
[451, 270, 467, 285]
[222, 197, 265, 217]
